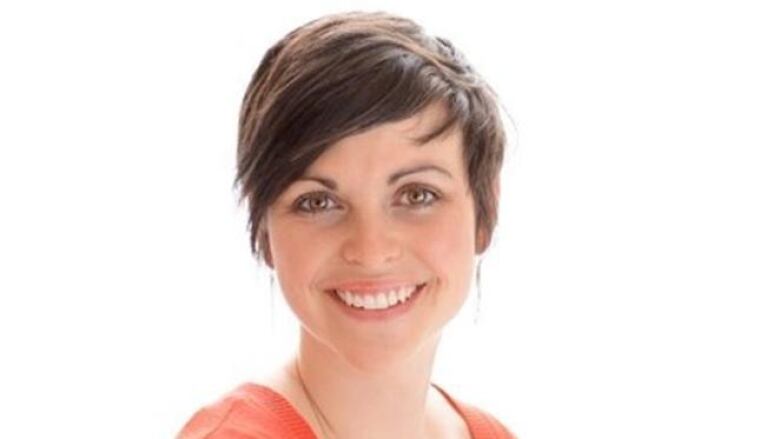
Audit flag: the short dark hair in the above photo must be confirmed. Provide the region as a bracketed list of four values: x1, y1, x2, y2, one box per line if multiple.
[235, 11, 505, 265]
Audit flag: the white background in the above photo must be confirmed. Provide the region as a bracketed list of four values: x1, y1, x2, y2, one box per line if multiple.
[1, 1, 778, 438]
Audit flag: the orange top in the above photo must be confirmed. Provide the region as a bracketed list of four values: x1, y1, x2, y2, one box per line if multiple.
[177, 382, 516, 439]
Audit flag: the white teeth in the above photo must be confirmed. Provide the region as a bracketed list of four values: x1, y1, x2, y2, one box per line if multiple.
[387, 290, 399, 306]
[334, 284, 421, 310]
[375, 293, 389, 309]
[398, 285, 415, 302]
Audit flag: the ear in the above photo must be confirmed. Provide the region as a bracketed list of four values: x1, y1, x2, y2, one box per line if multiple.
[476, 226, 489, 254]
[260, 229, 275, 269]
[475, 178, 500, 254]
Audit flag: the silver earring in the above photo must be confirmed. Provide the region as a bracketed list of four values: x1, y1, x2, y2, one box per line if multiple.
[268, 270, 276, 330]
[474, 256, 483, 325]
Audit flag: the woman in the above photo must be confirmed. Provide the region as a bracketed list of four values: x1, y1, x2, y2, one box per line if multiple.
[178, 11, 515, 439]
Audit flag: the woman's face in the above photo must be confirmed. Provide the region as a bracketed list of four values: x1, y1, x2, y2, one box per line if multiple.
[265, 104, 479, 369]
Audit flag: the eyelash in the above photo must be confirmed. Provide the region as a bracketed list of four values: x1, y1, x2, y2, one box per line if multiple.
[293, 185, 441, 215]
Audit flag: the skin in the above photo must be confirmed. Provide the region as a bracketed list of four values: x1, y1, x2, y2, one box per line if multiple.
[261, 102, 490, 439]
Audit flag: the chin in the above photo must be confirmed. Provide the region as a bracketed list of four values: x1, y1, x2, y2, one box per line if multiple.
[332, 331, 443, 374]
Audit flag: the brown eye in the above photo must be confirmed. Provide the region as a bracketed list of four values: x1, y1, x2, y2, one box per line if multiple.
[401, 186, 439, 207]
[295, 192, 338, 214]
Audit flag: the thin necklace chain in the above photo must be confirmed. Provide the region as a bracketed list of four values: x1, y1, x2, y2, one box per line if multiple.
[293, 362, 448, 439]
[295, 358, 334, 439]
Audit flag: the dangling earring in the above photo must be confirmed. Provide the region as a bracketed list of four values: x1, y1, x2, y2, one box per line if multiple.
[474, 256, 483, 325]
[268, 270, 276, 331]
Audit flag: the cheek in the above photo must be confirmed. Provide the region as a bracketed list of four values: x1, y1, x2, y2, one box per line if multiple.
[267, 225, 329, 307]
[414, 207, 476, 293]
[421, 215, 473, 259]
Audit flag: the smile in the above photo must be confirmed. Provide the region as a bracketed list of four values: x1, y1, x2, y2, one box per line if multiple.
[334, 284, 419, 310]
[327, 283, 427, 317]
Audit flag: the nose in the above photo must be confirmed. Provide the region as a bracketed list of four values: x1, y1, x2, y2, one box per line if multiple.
[339, 209, 403, 268]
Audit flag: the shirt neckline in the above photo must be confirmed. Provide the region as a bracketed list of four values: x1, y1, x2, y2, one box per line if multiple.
[238, 381, 478, 438]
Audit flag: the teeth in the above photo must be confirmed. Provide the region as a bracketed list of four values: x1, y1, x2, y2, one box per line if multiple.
[334, 284, 420, 310]
[387, 290, 399, 306]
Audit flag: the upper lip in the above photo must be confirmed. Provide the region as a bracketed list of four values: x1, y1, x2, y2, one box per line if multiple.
[325, 279, 424, 293]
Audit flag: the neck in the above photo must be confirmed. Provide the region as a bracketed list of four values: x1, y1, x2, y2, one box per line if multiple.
[288, 328, 443, 439]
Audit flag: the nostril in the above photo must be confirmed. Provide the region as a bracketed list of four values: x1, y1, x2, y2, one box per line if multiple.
[339, 238, 403, 266]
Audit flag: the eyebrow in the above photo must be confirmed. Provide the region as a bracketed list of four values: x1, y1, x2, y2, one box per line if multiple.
[296, 164, 453, 190]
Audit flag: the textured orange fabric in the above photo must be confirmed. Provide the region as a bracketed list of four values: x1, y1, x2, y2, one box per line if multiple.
[177, 382, 516, 439]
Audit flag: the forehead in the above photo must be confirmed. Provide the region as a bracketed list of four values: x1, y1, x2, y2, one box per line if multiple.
[306, 103, 465, 176]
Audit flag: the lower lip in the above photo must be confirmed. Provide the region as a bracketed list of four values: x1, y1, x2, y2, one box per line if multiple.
[328, 283, 427, 321]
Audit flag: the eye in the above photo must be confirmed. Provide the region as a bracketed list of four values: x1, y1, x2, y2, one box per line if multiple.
[399, 185, 440, 207]
[294, 192, 339, 214]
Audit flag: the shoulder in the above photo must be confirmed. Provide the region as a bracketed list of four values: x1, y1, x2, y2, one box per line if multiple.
[433, 384, 518, 439]
[175, 383, 315, 439]
[462, 405, 517, 439]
